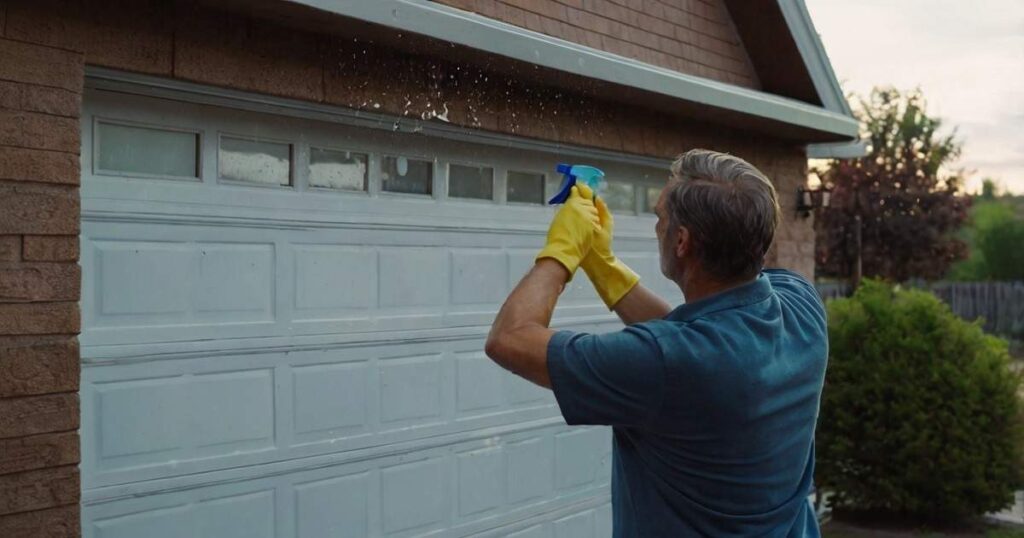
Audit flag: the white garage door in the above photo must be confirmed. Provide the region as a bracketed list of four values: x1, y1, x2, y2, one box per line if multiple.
[79, 73, 675, 537]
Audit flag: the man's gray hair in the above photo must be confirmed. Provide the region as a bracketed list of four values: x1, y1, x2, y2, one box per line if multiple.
[667, 149, 780, 280]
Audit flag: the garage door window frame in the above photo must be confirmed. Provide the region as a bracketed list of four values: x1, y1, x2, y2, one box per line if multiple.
[92, 116, 204, 183]
[216, 131, 296, 189]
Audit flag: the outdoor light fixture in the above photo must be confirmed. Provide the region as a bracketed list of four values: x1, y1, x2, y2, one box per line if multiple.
[796, 186, 831, 218]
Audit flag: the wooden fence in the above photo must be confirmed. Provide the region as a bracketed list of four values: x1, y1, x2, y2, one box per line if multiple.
[816, 281, 1024, 340]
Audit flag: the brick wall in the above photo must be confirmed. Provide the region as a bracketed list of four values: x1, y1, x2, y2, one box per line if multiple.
[432, 0, 760, 88]
[757, 149, 816, 278]
[0, 24, 84, 538]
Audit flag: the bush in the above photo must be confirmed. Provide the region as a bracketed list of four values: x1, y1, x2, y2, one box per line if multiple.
[817, 279, 1024, 522]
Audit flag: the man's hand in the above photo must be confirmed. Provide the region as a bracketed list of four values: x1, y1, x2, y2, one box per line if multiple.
[581, 195, 641, 308]
[535, 185, 601, 279]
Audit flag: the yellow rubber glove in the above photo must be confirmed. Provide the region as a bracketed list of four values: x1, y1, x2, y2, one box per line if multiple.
[581, 195, 640, 308]
[536, 185, 601, 279]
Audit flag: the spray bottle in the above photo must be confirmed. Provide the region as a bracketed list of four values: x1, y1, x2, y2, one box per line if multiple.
[548, 163, 605, 205]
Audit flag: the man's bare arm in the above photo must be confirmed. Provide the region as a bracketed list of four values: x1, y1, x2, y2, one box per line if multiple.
[609, 282, 672, 325]
[484, 259, 567, 389]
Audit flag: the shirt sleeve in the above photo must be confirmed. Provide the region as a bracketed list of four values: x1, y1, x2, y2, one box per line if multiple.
[546, 325, 667, 427]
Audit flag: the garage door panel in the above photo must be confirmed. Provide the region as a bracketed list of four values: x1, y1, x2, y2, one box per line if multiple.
[195, 490, 276, 538]
[291, 361, 370, 439]
[89, 367, 276, 474]
[93, 240, 194, 318]
[94, 376, 186, 460]
[195, 242, 275, 318]
[380, 457, 450, 535]
[378, 354, 445, 426]
[92, 504, 192, 538]
[378, 248, 449, 308]
[189, 369, 276, 450]
[82, 336, 567, 488]
[293, 245, 378, 312]
[294, 472, 370, 538]
[83, 222, 611, 347]
[84, 424, 610, 538]
[455, 352, 505, 414]
[554, 510, 596, 538]
[450, 250, 508, 305]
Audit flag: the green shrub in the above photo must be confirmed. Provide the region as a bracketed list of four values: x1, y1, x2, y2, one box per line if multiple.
[817, 279, 1024, 522]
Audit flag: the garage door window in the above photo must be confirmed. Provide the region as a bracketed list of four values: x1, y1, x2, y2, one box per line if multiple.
[604, 182, 636, 214]
[219, 135, 292, 186]
[448, 164, 494, 200]
[644, 185, 662, 214]
[95, 121, 199, 180]
[382, 155, 432, 195]
[506, 170, 546, 204]
[309, 148, 368, 191]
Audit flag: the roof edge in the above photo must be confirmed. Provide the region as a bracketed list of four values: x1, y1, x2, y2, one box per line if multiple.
[807, 140, 869, 159]
[283, 0, 860, 141]
[777, 0, 853, 117]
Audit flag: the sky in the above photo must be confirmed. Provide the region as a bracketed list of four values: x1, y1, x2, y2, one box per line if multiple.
[804, 0, 1024, 194]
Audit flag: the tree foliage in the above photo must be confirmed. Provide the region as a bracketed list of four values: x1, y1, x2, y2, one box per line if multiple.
[815, 88, 970, 281]
[949, 179, 1024, 281]
[818, 280, 1024, 522]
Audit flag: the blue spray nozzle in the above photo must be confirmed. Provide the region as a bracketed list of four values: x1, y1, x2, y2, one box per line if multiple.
[548, 163, 605, 204]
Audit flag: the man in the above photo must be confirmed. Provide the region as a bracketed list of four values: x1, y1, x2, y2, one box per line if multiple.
[485, 149, 828, 537]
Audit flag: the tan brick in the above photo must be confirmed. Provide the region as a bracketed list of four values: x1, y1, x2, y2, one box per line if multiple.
[0, 147, 79, 186]
[507, 0, 567, 19]
[0, 110, 80, 153]
[0, 465, 78, 515]
[0, 81, 81, 118]
[0, 393, 78, 439]
[4, 1, 84, 52]
[434, 0, 475, 11]
[78, 0, 174, 75]
[0, 302, 79, 335]
[174, 9, 323, 102]
[0, 38, 83, 92]
[0, 237, 19, 262]
[0, 504, 80, 538]
[23, 236, 78, 262]
[0, 432, 78, 475]
[588, 0, 630, 21]
[0, 263, 80, 302]
[0, 336, 78, 397]
[0, 183, 79, 235]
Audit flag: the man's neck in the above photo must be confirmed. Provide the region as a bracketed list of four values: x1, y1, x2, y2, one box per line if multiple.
[678, 269, 755, 304]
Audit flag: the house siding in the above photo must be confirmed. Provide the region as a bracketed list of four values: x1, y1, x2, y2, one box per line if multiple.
[0, 0, 814, 533]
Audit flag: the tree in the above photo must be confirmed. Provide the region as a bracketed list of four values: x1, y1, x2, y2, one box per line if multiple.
[948, 179, 1024, 281]
[815, 88, 970, 282]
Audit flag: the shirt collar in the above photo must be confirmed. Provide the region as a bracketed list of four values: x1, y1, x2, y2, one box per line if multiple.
[664, 273, 773, 322]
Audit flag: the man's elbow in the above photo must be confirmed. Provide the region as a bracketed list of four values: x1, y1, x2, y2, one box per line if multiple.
[484, 333, 507, 365]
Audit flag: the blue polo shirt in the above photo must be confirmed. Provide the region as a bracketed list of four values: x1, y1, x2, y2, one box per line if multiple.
[547, 269, 828, 537]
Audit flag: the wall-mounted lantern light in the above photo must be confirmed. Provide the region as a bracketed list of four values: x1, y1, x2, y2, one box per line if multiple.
[796, 186, 831, 218]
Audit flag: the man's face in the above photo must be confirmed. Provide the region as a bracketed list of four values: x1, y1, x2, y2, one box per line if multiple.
[655, 181, 680, 280]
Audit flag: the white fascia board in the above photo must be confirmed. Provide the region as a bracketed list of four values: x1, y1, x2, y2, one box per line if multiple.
[778, 0, 868, 158]
[777, 0, 853, 116]
[284, 0, 860, 140]
[807, 140, 869, 159]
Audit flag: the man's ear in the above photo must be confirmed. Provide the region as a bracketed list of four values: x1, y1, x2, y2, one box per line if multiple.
[675, 226, 689, 258]
[671, 225, 688, 257]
